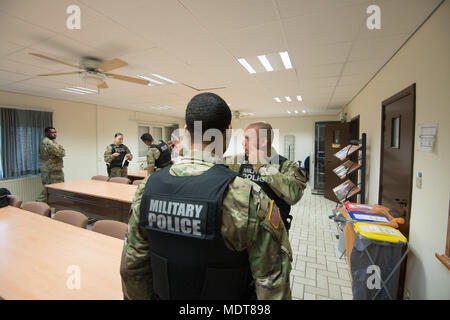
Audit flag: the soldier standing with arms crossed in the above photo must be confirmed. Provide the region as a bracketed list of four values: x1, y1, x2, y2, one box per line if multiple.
[104, 133, 133, 178]
[120, 93, 293, 300]
[37, 126, 65, 203]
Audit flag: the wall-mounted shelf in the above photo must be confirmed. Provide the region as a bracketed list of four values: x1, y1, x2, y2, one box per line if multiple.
[332, 133, 366, 203]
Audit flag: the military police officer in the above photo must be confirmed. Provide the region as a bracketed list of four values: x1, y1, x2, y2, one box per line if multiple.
[226, 122, 307, 231]
[37, 126, 65, 202]
[120, 93, 293, 300]
[140, 133, 172, 176]
[104, 133, 133, 178]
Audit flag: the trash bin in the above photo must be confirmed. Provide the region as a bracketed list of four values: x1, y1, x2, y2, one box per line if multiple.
[350, 222, 408, 300]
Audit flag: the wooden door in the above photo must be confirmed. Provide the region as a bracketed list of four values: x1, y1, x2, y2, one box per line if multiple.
[324, 122, 350, 202]
[379, 83, 415, 299]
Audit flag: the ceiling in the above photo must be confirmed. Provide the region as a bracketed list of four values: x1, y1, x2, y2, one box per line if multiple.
[0, 0, 442, 118]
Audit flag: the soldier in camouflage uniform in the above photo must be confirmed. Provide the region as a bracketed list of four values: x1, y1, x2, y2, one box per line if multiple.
[225, 122, 307, 231]
[120, 93, 293, 300]
[37, 127, 65, 202]
[104, 133, 133, 178]
[140, 133, 172, 176]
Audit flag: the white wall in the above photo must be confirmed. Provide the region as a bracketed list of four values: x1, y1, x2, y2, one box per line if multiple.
[344, 1, 450, 299]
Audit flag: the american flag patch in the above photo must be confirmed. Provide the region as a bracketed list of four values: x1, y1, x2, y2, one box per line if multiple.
[269, 200, 280, 229]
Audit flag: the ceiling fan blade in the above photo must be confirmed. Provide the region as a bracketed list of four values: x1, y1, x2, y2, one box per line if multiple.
[29, 53, 80, 69]
[97, 58, 128, 72]
[97, 81, 109, 89]
[38, 71, 82, 77]
[105, 73, 149, 85]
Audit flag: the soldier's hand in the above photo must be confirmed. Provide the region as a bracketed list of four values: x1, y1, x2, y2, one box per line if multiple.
[125, 154, 132, 160]
[113, 152, 120, 157]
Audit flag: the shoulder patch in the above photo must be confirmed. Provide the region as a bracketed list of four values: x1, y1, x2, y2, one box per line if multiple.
[268, 200, 280, 229]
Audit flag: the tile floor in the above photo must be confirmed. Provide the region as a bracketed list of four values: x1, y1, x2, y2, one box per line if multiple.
[289, 185, 353, 300]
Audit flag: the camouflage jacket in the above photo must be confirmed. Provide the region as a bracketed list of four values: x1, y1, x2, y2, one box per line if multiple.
[225, 149, 307, 206]
[145, 140, 162, 175]
[120, 150, 293, 300]
[104, 144, 133, 164]
[38, 137, 65, 174]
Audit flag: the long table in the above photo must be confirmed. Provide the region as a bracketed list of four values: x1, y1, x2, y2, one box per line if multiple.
[127, 170, 147, 182]
[46, 179, 137, 223]
[0, 206, 124, 300]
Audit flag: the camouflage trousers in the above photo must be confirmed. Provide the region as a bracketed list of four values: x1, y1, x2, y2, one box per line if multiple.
[37, 171, 64, 203]
[110, 167, 128, 178]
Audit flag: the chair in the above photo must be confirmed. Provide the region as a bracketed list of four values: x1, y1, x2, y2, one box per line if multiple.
[91, 175, 109, 182]
[92, 220, 128, 240]
[132, 179, 144, 186]
[109, 177, 131, 184]
[54, 210, 88, 228]
[22, 201, 50, 217]
[7, 195, 23, 208]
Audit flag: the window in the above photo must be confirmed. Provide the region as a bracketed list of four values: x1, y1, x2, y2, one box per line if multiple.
[284, 135, 295, 161]
[391, 116, 401, 148]
[0, 107, 52, 180]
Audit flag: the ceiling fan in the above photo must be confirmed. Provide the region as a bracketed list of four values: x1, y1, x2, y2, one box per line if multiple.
[232, 110, 255, 119]
[29, 53, 150, 90]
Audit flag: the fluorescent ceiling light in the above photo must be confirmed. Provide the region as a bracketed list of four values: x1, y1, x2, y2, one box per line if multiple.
[294, 110, 299, 114]
[297, 95, 302, 101]
[151, 73, 176, 84]
[238, 58, 256, 74]
[74, 86, 97, 93]
[274, 97, 281, 103]
[257, 55, 273, 72]
[285, 96, 291, 102]
[302, 110, 307, 113]
[280, 51, 292, 69]
[138, 75, 164, 85]
[287, 110, 291, 114]
[60, 88, 86, 95]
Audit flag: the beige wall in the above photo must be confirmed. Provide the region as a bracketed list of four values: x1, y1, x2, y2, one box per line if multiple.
[344, 1, 450, 299]
[0, 90, 183, 183]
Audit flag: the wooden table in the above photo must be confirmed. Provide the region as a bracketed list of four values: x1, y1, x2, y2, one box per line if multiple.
[127, 170, 147, 181]
[0, 206, 124, 300]
[46, 179, 137, 223]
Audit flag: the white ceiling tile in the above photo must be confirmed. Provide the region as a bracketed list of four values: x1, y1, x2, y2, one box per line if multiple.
[283, 4, 366, 46]
[0, 0, 102, 33]
[348, 34, 410, 61]
[0, 11, 56, 47]
[342, 58, 386, 76]
[0, 70, 32, 86]
[216, 21, 287, 58]
[357, 0, 442, 39]
[289, 42, 353, 67]
[276, 0, 373, 19]
[0, 41, 24, 58]
[180, 0, 278, 33]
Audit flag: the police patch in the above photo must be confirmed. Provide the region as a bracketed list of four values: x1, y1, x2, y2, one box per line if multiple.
[269, 200, 280, 229]
[143, 196, 209, 239]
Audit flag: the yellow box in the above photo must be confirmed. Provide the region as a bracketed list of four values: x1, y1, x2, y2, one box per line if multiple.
[353, 222, 407, 244]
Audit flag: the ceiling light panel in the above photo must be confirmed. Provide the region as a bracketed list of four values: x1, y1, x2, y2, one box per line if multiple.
[237, 51, 294, 74]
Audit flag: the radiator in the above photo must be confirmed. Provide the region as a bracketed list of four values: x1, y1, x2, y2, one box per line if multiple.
[1, 176, 43, 203]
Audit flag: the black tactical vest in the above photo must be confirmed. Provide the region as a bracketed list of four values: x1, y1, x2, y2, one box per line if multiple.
[109, 144, 128, 168]
[139, 165, 253, 300]
[239, 155, 292, 230]
[150, 140, 172, 168]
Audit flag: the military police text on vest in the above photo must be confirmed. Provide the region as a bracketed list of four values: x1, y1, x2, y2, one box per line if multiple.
[146, 198, 205, 237]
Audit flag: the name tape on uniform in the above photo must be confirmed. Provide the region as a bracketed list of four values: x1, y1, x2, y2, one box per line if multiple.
[146, 198, 207, 238]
